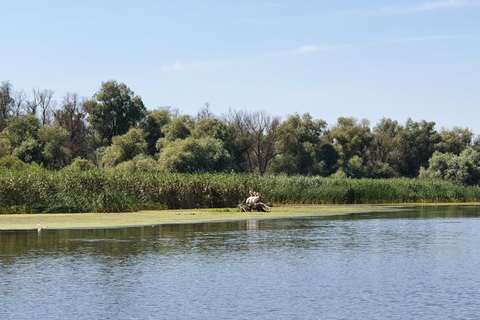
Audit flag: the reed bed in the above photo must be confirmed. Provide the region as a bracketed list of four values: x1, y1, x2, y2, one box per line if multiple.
[1, 167, 480, 214]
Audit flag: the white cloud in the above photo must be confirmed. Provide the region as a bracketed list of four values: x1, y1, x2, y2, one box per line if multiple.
[160, 61, 186, 73]
[381, 35, 464, 45]
[161, 35, 466, 75]
[292, 45, 337, 54]
[161, 60, 231, 74]
[412, 0, 470, 12]
[339, 0, 476, 16]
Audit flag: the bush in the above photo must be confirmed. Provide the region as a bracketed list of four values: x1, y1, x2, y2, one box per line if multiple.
[0, 155, 27, 170]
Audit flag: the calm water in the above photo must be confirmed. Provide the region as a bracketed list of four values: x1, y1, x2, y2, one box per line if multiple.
[1, 205, 480, 319]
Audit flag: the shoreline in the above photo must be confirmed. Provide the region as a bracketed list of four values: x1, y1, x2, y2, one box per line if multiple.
[0, 203, 476, 231]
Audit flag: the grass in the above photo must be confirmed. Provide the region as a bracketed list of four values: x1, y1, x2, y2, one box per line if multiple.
[2, 167, 480, 214]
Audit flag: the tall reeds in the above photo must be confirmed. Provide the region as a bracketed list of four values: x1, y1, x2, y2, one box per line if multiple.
[1, 167, 479, 214]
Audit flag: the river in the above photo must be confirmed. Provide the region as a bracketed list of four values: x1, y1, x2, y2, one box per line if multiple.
[1, 205, 480, 319]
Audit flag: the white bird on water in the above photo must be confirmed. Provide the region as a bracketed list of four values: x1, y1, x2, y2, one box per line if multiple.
[37, 222, 42, 230]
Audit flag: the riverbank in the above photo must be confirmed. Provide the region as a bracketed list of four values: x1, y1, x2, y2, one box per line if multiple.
[0, 204, 411, 230]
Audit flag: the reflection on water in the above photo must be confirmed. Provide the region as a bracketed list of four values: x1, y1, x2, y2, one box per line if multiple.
[1, 205, 480, 319]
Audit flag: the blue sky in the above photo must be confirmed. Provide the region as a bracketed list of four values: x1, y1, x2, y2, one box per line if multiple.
[2, 0, 479, 133]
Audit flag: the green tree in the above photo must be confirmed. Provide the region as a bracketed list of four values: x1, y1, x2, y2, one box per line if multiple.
[399, 118, 441, 177]
[0, 115, 42, 163]
[38, 125, 69, 169]
[368, 118, 404, 177]
[192, 117, 229, 141]
[344, 155, 367, 178]
[0, 81, 14, 130]
[270, 113, 331, 175]
[100, 128, 148, 167]
[158, 137, 231, 173]
[65, 157, 95, 171]
[86, 80, 146, 145]
[192, 117, 239, 158]
[0, 155, 27, 170]
[330, 117, 373, 176]
[435, 127, 473, 155]
[140, 108, 173, 156]
[161, 115, 193, 141]
[420, 148, 480, 185]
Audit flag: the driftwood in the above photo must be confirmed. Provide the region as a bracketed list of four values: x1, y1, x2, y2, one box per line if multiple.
[239, 202, 271, 212]
[238, 191, 271, 212]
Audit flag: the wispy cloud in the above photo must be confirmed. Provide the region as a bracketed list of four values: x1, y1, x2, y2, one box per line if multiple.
[339, 0, 476, 16]
[380, 35, 466, 45]
[160, 60, 231, 74]
[161, 35, 466, 74]
[290, 44, 347, 54]
[412, 0, 471, 12]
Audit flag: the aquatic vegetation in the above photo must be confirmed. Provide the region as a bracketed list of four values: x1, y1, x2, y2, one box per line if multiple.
[1, 167, 480, 214]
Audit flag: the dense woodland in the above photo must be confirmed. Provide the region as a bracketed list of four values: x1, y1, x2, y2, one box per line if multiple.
[2, 79, 480, 186]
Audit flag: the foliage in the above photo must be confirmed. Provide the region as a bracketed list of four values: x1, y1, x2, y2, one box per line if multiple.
[86, 80, 146, 145]
[2, 167, 480, 214]
[0, 81, 14, 130]
[0, 155, 27, 170]
[38, 125, 70, 169]
[435, 127, 473, 155]
[161, 115, 193, 141]
[158, 137, 231, 173]
[271, 113, 330, 175]
[399, 118, 441, 177]
[53, 92, 88, 161]
[65, 158, 95, 171]
[114, 154, 158, 173]
[330, 117, 373, 173]
[140, 108, 172, 155]
[2, 79, 480, 183]
[0, 115, 42, 163]
[420, 148, 480, 186]
[101, 128, 147, 167]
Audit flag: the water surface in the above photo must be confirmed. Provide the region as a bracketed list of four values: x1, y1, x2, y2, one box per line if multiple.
[1, 205, 480, 319]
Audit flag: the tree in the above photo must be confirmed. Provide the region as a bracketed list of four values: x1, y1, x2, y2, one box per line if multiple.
[0, 115, 42, 163]
[420, 148, 480, 185]
[100, 128, 147, 167]
[161, 115, 193, 142]
[0, 81, 14, 130]
[86, 80, 146, 145]
[195, 102, 214, 120]
[38, 89, 55, 125]
[223, 109, 283, 175]
[222, 109, 253, 172]
[25, 88, 56, 124]
[193, 117, 228, 140]
[38, 125, 69, 169]
[140, 108, 173, 156]
[435, 127, 473, 155]
[12, 89, 26, 116]
[368, 118, 404, 177]
[270, 113, 331, 175]
[54, 93, 88, 161]
[330, 117, 373, 176]
[399, 118, 441, 177]
[158, 137, 231, 173]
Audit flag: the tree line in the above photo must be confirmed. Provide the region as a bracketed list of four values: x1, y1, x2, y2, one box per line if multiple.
[1, 79, 480, 185]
